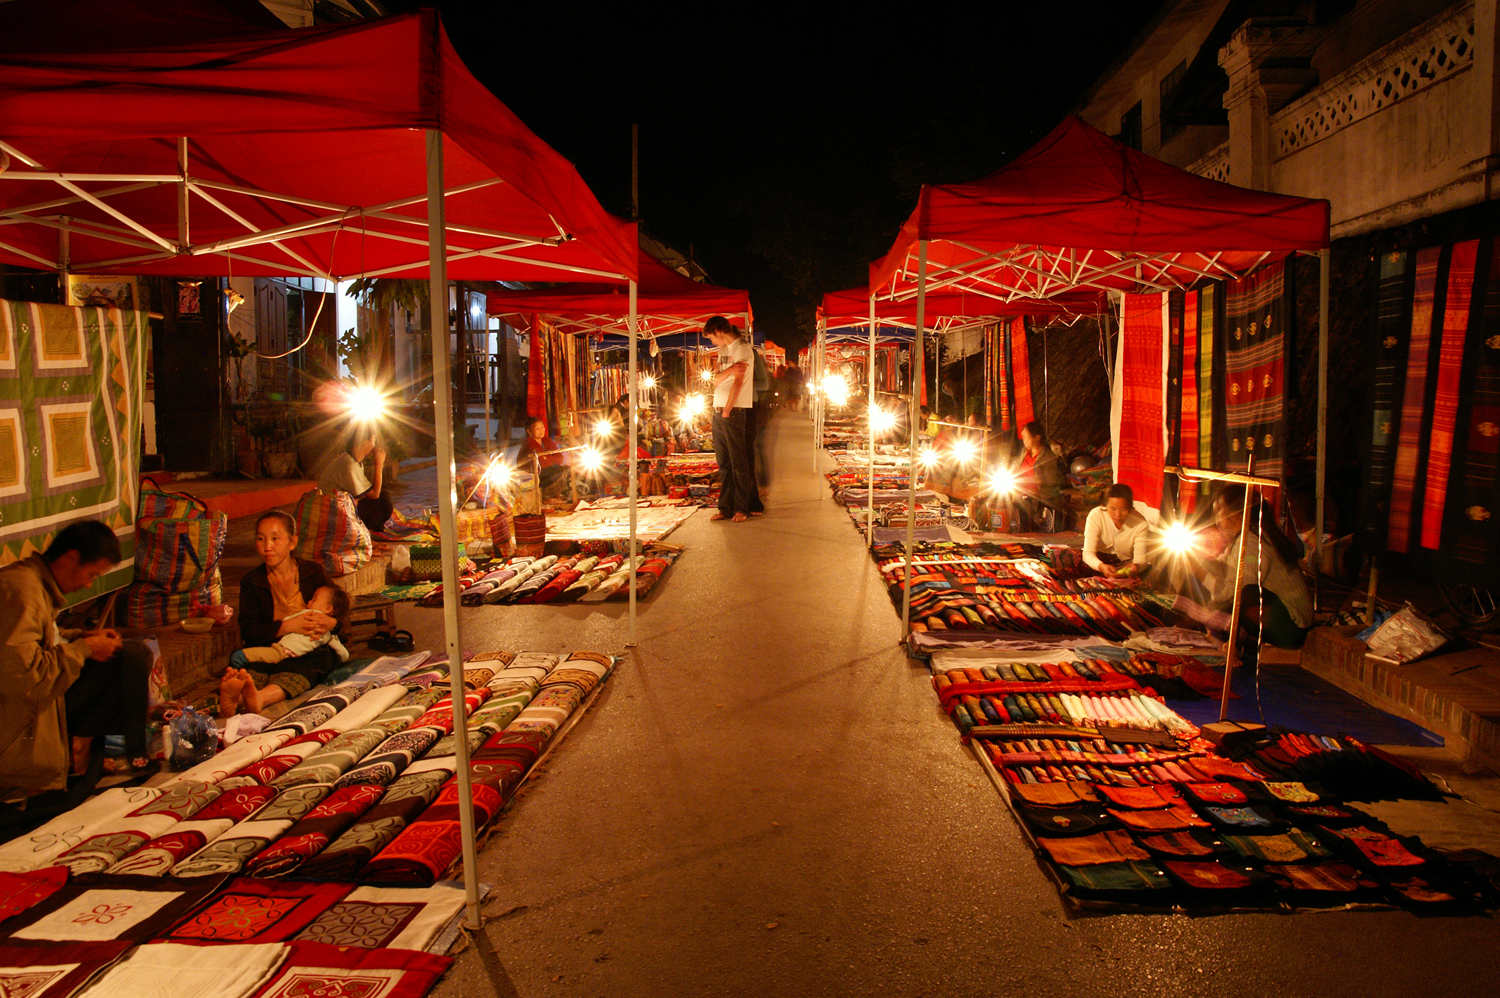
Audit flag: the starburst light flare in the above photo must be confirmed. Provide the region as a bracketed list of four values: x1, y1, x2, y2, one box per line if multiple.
[345, 383, 387, 422]
[988, 466, 1017, 495]
[1160, 521, 1199, 556]
[868, 405, 896, 433]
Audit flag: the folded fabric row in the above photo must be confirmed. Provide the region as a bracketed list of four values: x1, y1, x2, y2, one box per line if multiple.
[0, 649, 613, 889]
[410, 549, 679, 607]
[929, 655, 1493, 910]
[0, 870, 457, 998]
[996, 751, 1492, 910]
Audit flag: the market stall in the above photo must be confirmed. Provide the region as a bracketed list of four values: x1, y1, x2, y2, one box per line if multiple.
[867, 116, 1330, 635]
[0, 7, 640, 936]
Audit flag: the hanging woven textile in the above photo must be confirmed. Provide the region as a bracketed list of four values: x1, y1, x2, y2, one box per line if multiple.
[1179, 289, 1201, 513]
[1011, 317, 1035, 431]
[1198, 284, 1221, 473]
[996, 321, 1012, 432]
[983, 324, 995, 426]
[1439, 238, 1500, 576]
[1164, 292, 1184, 514]
[1359, 250, 1412, 545]
[1118, 293, 1165, 510]
[1223, 261, 1291, 487]
[525, 313, 547, 426]
[1387, 247, 1443, 553]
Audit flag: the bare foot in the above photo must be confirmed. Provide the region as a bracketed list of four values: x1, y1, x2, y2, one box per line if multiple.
[731, 512, 748, 522]
[240, 670, 264, 714]
[218, 669, 245, 719]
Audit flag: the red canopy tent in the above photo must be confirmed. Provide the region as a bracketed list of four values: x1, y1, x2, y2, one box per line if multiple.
[0, 10, 636, 283]
[867, 116, 1331, 633]
[0, 8, 642, 929]
[871, 115, 1328, 302]
[814, 284, 1107, 543]
[487, 248, 751, 340]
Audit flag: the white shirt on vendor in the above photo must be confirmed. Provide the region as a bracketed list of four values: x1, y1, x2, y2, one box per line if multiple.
[713, 337, 755, 409]
[1209, 531, 1314, 628]
[318, 451, 371, 498]
[1082, 505, 1149, 572]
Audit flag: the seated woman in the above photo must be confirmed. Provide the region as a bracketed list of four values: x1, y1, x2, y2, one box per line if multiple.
[219, 511, 342, 719]
[518, 416, 567, 490]
[1201, 484, 1313, 649]
[1014, 420, 1065, 532]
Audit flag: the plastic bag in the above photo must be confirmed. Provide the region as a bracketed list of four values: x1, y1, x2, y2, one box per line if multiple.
[1365, 603, 1449, 663]
[164, 707, 218, 770]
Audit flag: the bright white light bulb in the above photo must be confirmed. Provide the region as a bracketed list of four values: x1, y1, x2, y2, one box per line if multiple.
[346, 384, 386, 421]
[988, 467, 1017, 495]
[579, 447, 604, 471]
[952, 438, 978, 464]
[869, 405, 896, 433]
[1161, 521, 1198, 555]
[699, 368, 714, 383]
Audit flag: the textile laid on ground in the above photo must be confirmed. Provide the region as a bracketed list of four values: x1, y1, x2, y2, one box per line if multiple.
[4, 872, 226, 943]
[55, 781, 223, 875]
[0, 298, 144, 599]
[253, 941, 452, 998]
[0, 786, 160, 873]
[291, 884, 465, 950]
[162, 877, 351, 943]
[0, 940, 131, 998]
[362, 780, 504, 885]
[878, 549, 1170, 640]
[80, 940, 287, 998]
[928, 653, 1492, 911]
[0, 865, 67, 922]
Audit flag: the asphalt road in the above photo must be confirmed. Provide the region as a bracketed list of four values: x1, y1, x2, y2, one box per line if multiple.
[406, 413, 1500, 998]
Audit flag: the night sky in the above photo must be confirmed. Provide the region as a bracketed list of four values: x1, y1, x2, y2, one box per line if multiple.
[389, 3, 1162, 352]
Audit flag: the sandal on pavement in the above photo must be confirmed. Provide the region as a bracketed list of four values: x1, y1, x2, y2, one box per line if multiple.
[367, 630, 394, 651]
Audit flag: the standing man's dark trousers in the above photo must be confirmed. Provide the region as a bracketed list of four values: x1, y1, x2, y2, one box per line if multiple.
[356, 491, 394, 535]
[712, 408, 756, 517]
[65, 639, 152, 760]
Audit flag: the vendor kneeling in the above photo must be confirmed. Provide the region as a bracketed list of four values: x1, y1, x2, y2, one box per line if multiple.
[1083, 483, 1150, 578]
[0, 521, 152, 796]
[1202, 484, 1312, 649]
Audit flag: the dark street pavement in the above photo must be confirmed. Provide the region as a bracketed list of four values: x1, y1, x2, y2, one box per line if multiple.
[387, 412, 1500, 998]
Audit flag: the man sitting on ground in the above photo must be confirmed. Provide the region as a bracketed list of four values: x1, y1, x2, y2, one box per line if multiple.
[1082, 482, 1151, 578]
[318, 427, 392, 534]
[0, 521, 152, 796]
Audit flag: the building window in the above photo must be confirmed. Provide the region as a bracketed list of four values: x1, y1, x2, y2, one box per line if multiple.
[1160, 60, 1186, 143]
[1120, 102, 1142, 150]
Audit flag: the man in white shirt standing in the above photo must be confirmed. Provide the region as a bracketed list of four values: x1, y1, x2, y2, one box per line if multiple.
[704, 315, 755, 522]
[1082, 483, 1151, 578]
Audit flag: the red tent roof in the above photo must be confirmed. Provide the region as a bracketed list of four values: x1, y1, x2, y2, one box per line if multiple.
[486, 248, 750, 337]
[0, 10, 636, 282]
[870, 116, 1328, 300]
[819, 285, 1103, 329]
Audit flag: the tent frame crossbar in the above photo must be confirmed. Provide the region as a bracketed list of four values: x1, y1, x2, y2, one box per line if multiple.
[0, 139, 626, 282]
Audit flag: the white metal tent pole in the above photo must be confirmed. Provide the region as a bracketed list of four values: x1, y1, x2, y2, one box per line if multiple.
[627, 280, 638, 647]
[901, 240, 927, 634]
[1315, 249, 1329, 612]
[868, 293, 877, 549]
[426, 129, 480, 931]
[482, 320, 492, 454]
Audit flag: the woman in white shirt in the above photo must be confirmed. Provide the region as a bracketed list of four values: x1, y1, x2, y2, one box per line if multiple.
[1203, 484, 1313, 648]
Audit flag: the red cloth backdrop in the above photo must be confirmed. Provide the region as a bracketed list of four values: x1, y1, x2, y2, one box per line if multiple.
[1388, 247, 1443, 553]
[526, 313, 546, 425]
[1011, 317, 1035, 430]
[1422, 239, 1480, 549]
[1119, 293, 1165, 509]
